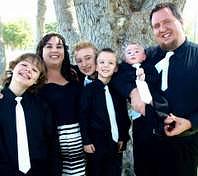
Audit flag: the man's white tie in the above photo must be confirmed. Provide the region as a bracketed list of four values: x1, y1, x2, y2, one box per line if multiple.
[155, 51, 174, 91]
[15, 97, 31, 174]
[84, 76, 93, 86]
[104, 85, 119, 142]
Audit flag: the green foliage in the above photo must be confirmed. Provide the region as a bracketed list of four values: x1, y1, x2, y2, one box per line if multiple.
[2, 19, 33, 49]
[45, 22, 58, 33]
[184, 23, 198, 43]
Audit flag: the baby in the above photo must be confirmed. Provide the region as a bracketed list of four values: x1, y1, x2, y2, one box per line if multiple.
[112, 43, 170, 133]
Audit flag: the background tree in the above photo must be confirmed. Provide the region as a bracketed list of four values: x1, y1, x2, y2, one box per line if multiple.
[0, 17, 6, 77]
[2, 20, 33, 49]
[53, 0, 80, 52]
[53, 0, 186, 60]
[36, 0, 47, 44]
[45, 22, 58, 33]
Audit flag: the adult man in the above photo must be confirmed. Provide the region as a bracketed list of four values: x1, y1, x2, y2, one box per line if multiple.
[133, 2, 198, 176]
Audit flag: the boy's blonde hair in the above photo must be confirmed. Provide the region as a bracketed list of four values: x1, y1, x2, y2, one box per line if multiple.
[73, 41, 97, 58]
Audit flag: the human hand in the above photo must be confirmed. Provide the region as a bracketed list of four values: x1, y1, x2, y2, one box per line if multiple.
[117, 141, 124, 153]
[130, 88, 145, 116]
[164, 113, 192, 136]
[136, 68, 145, 81]
[0, 93, 3, 99]
[83, 144, 95, 153]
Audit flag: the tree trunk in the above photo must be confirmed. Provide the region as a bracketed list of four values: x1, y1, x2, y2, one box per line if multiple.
[53, 1, 186, 175]
[54, 0, 186, 60]
[0, 39, 5, 77]
[36, 0, 47, 44]
[0, 17, 6, 78]
[53, 0, 80, 59]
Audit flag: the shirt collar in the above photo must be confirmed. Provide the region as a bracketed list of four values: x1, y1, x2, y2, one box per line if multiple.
[2, 86, 29, 102]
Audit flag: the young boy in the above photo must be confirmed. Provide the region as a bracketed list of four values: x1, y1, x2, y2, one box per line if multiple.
[0, 53, 60, 176]
[79, 48, 130, 176]
[73, 41, 98, 86]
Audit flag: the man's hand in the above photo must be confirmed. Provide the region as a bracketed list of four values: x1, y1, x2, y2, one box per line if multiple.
[83, 144, 95, 153]
[117, 141, 124, 153]
[136, 68, 145, 81]
[164, 113, 192, 136]
[130, 88, 145, 116]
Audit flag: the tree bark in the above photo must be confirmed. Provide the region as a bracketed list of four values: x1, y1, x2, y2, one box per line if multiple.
[54, 0, 186, 60]
[0, 39, 5, 77]
[0, 18, 6, 77]
[53, 0, 80, 58]
[36, 0, 47, 44]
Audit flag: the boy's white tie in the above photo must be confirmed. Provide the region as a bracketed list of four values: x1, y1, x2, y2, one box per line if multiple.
[155, 51, 174, 91]
[15, 97, 31, 174]
[84, 76, 93, 86]
[104, 85, 119, 142]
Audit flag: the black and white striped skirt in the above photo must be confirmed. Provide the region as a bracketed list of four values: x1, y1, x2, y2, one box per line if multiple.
[58, 123, 86, 176]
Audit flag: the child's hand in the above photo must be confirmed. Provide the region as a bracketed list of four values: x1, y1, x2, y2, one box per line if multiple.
[117, 141, 124, 153]
[136, 68, 145, 81]
[0, 93, 3, 99]
[84, 144, 95, 153]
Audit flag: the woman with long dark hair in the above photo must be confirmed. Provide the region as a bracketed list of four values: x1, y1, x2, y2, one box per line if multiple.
[36, 33, 86, 176]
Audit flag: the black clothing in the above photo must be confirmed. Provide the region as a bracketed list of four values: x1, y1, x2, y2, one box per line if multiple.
[80, 79, 130, 145]
[38, 81, 86, 175]
[111, 62, 166, 176]
[71, 65, 97, 87]
[71, 65, 85, 87]
[112, 62, 159, 98]
[146, 40, 198, 134]
[80, 79, 130, 176]
[39, 82, 80, 126]
[112, 62, 169, 128]
[145, 39, 198, 176]
[0, 87, 60, 176]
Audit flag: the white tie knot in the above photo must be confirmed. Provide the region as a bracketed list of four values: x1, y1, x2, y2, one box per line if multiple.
[165, 51, 174, 60]
[104, 85, 108, 91]
[84, 76, 93, 86]
[15, 97, 22, 103]
[132, 63, 141, 70]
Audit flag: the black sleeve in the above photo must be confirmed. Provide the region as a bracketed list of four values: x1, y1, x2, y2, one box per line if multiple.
[142, 63, 160, 93]
[40, 99, 62, 176]
[115, 92, 131, 149]
[79, 86, 93, 145]
[111, 63, 136, 98]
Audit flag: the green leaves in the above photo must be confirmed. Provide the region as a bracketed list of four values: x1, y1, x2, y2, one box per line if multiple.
[2, 19, 33, 49]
